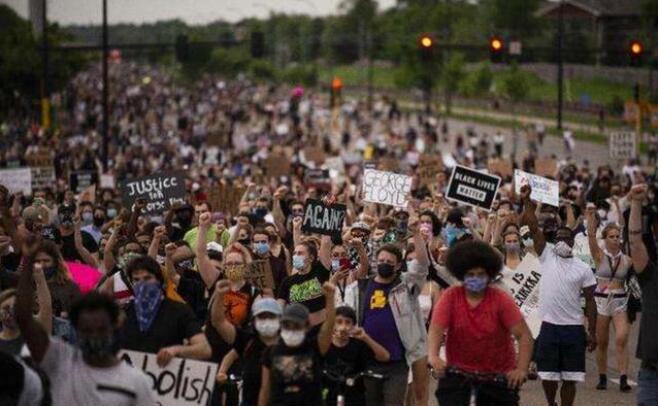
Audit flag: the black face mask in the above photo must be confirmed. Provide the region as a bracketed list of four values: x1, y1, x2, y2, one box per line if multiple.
[238, 238, 251, 246]
[93, 216, 105, 227]
[177, 212, 192, 228]
[377, 263, 396, 279]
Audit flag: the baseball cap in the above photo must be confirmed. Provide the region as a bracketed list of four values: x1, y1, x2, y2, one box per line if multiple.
[281, 303, 309, 325]
[252, 298, 282, 317]
[207, 241, 223, 254]
[351, 221, 371, 233]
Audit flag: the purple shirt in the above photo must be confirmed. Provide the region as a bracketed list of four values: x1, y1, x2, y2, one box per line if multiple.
[362, 280, 405, 362]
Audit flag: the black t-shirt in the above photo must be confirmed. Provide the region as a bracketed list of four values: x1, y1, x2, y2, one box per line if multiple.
[277, 261, 330, 313]
[60, 231, 99, 262]
[0, 336, 24, 356]
[637, 262, 658, 364]
[0, 252, 21, 273]
[118, 298, 202, 353]
[48, 279, 81, 317]
[324, 339, 373, 406]
[262, 337, 324, 406]
[233, 329, 269, 406]
[176, 270, 208, 322]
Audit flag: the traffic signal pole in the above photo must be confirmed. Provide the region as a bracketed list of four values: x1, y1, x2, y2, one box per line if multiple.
[556, 0, 564, 130]
[41, 0, 50, 129]
[102, 0, 109, 172]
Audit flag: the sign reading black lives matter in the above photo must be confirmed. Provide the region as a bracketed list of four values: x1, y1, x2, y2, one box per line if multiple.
[302, 199, 347, 238]
[121, 171, 186, 214]
[119, 349, 217, 406]
[69, 171, 99, 194]
[446, 165, 501, 211]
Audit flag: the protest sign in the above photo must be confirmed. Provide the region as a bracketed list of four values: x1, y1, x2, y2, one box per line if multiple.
[30, 167, 55, 190]
[69, 171, 99, 194]
[362, 169, 412, 208]
[446, 165, 501, 211]
[514, 169, 560, 207]
[487, 158, 513, 178]
[0, 168, 32, 195]
[534, 158, 558, 178]
[119, 350, 217, 406]
[247, 260, 275, 290]
[498, 254, 542, 338]
[573, 233, 595, 270]
[25, 151, 52, 167]
[609, 131, 637, 160]
[418, 154, 443, 187]
[121, 171, 186, 215]
[304, 169, 331, 190]
[301, 199, 347, 238]
[79, 184, 96, 203]
[208, 183, 246, 216]
[304, 146, 326, 165]
[264, 152, 290, 179]
[100, 174, 116, 189]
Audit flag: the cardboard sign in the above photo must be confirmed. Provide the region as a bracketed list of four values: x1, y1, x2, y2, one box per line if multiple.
[264, 152, 291, 179]
[446, 165, 501, 211]
[208, 183, 246, 216]
[0, 168, 32, 195]
[362, 169, 413, 208]
[79, 184, 96, 203]
[514, 169, 559, 207]
[419, 154, 443, 187]
[119, 350, 217, 406]
[69, 171, 99, 194]
[301, 199, 347, 238]
[487, 158, 513, 178]
[609, 131, 637, 160]
[534, 158, 557, 178]
[247, 260, 275, 290]
[25, 151, 52, 167]
[304, 147, 326, 165]
[498, 254, 542, 338]
[121, 171, 186, 215]
[30, 167, 56, 190]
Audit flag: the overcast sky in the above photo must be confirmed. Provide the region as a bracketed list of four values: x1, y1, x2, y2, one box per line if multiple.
[4, 0, 397, 25]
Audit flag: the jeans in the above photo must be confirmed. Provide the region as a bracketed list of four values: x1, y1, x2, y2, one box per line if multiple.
[638, 367, 658, 406]
[435, 373, 519, 406]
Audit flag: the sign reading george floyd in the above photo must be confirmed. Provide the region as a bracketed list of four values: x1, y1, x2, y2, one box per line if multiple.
[302, 199, 347, 238]
[121, 171, 186, 214]
[446, 165, 501, 211]
[362, 169, 413, 208]
[119, 349, 217, 406]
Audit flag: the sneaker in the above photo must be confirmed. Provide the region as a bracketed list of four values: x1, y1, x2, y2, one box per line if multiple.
[596, 374, 607, 390]
[619, 375, 632, 392]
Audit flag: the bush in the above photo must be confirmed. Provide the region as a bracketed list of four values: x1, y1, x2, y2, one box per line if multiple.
[607, 94, 624, 116]
[249, 59, 278, 82]
[279, 64, 318, 87]
[460, 62, 493, 97]
[206, 48, 251, 77]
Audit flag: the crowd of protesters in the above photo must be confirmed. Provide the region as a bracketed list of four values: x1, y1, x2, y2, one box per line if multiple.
[1, 61, 657, 406]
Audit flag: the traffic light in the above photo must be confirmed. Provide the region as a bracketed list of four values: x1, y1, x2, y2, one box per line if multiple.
[630, 40, 643, 66]
[330, 77, 343, 108]
[418, 33, 435, 62]
[489, 36, 504, 63]
[175, 34, 189, 63]
[251, 31, 265, 59]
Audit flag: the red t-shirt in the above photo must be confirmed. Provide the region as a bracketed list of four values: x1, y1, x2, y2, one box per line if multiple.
[431, 285, 523, 373]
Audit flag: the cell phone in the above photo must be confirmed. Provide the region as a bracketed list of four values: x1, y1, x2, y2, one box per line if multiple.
[339, 257, 351, 271]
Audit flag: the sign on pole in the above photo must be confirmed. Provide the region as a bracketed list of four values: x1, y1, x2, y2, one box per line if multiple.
[362, 169, 412, 208]
[446, 165, 501, 211]
[609, 131, 637, 160]
[301, 199, 347, 238]
[514, 169, 560, 207]
[120, 171, 186, 215]
[119, 350, 217, 406]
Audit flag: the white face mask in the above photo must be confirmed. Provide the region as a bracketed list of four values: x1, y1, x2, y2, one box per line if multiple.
[553, 241, 573, 258]
[280, 329, 305, 347]
[254, 318, 280, 338]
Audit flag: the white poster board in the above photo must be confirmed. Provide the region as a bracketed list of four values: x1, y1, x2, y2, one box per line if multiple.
[499, 254, 542, 338]
[609, 131, 636, 160]
[514, 169, 559, 207]
[0, 168, 32, 195]
[362, 169, 412, 208]
[118, 350, 218, 406]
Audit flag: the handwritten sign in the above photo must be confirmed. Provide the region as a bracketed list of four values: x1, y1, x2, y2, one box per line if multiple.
[498, 254, 542, 338]
[247, 260, 275, 290]
[31, 167, 56, 190]
[119, 350, 217, 406]
[0, 168, 32, 195]
[264, 152, 291, 179]
[69, 171, 99, 194]
[609, 131, 637, 160]
[487, 158, 513, 178]
[121, 171, 186, 215]
[362, 169, 412, 208]
[208, 183, 246, 216]
[446, 165, 501, 211]
[418, 154, 443, 187]
[514, 169, 559, 207]
[302, 199, 346, 238]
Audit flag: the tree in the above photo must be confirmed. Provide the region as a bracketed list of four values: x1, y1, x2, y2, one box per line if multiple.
[440, 52, 466, 114]
[460, 62, 493, 97]
[501, 63, 530, 123]
[481, 0, 541, 38]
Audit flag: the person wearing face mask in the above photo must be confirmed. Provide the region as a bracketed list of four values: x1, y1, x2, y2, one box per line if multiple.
[81, 206, 107, 244]
[428, 240, 533, 405]
[258, 283, 337, 406]
[57, 204, 99, 264]
[323, 306, 390, 406]
[211, 283, 282, 406]
[15, 259, 154, 405]
[342, 217, 430, 406]
[252, 227, 288, 292]
[32, 240, 81, 319]
[116, 256, 211, 367]
[520, 185, 597, 406]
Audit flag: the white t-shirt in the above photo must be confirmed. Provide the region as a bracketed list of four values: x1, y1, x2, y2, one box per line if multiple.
[40, 337, 154, 406]
[538, 244, 596, 326]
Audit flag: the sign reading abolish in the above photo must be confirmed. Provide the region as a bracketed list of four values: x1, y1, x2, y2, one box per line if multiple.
[121, 171, 186, 214]
[446, 165, 501, 211]
[609, 131, 637, 160]
[498, 254, 542, 338]
[70, 171, 99, 194]
[301, 199, 347, 238]
[514, 169, 559, 208]
[362, 169, 412, 208]
[119, 350, 217, 406]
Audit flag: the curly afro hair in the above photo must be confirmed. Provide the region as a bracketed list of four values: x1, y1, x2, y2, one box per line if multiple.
[70, 291, 120, 329]
[445, 240, 502, 281]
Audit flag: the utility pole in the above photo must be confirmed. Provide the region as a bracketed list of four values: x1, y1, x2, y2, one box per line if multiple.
[556, 0, 564, 130]
[41, 0, 50, 129]
[102, 0, 109, 172]
[367, 27, 373, 111]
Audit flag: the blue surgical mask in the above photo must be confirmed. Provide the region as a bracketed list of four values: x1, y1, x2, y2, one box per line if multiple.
[254, 242, 270, 255]
[464, 276, 488, 293]
[292, 255, 305, 270]
[107, 208, 118, 219]
[82, 212, 93, 225]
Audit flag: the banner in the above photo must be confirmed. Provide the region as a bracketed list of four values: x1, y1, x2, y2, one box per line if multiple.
[0, 168, 32, 195]
[118, 350, 217, 406]
[498, 254, 542, 338]
[69, 170, 99, 194]
[514, 169, 559, 207]
[418, 154, 443, 187]
[609, 131, 637, 160]
[121, 171, 186, 215]
[446, 165, 501, 211]
[362, 169, 412, 208]
[301, 199, 347, 238]
[247, 260, 275, 290]
[30, 167, 56, 190]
